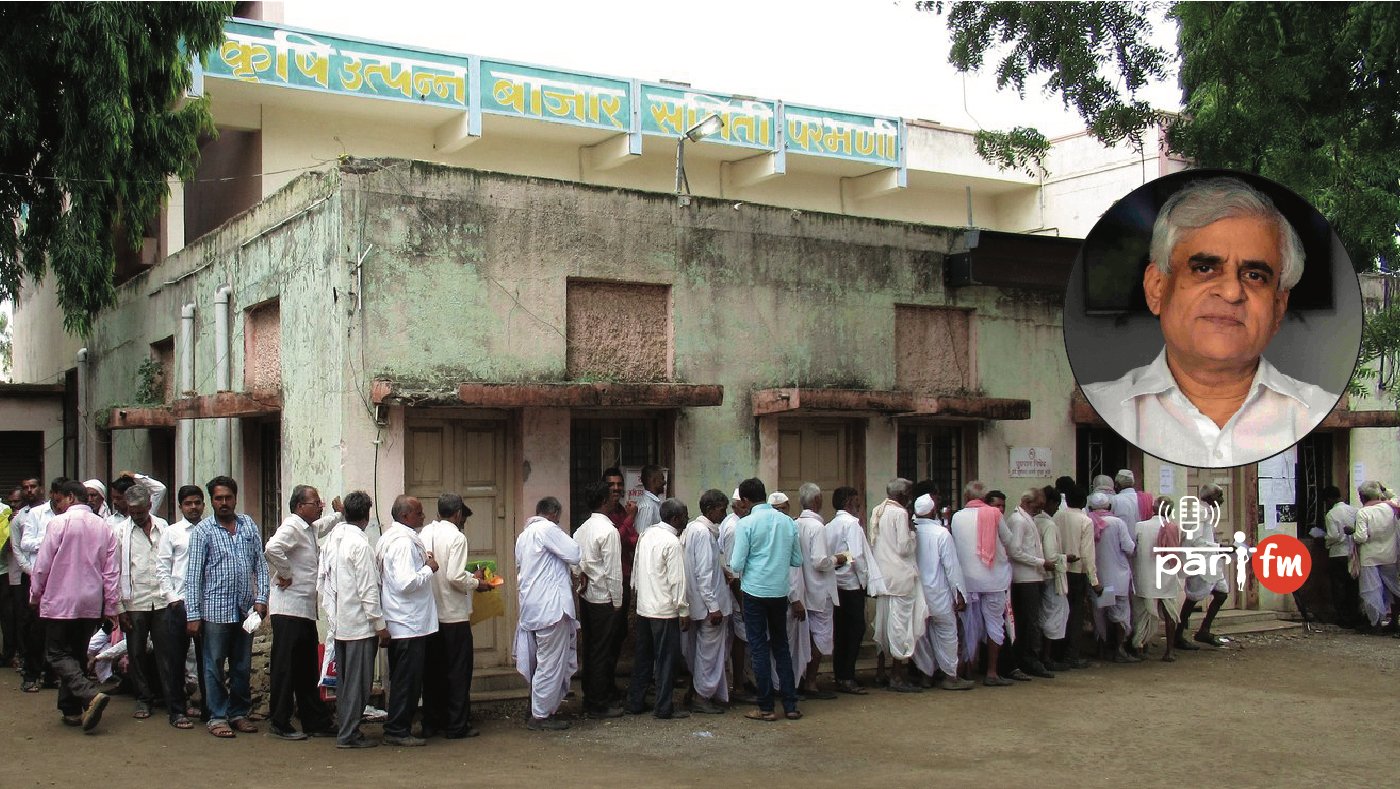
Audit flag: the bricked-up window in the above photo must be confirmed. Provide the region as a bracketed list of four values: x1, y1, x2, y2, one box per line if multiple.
[243, 299, 281, 394]
[151, 337, 175, 403]
[566, 281, 671, 381]
[895, 305, 973, 392]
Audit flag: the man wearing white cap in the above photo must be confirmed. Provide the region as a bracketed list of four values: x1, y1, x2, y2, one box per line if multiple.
[911, 493, 973, 690]
[1111, 470, 1153, 534]
[870, 478, 925, 693]
[83, 480, 112, 520]
[792, 483, 842, 698]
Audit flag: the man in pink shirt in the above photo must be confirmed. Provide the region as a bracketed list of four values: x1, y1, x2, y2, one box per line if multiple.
[30, 479, 120, 732]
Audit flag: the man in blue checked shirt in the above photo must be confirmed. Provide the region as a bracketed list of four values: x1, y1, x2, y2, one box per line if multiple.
[184, 476, 269, 740]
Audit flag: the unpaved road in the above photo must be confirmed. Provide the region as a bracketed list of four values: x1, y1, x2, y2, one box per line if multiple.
[3, 628, 1394, 788]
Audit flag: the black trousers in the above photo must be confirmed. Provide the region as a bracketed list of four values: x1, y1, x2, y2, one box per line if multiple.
[126, 608, 172, 706]
[1010, 581, 1045, 671]
[627, 616, 680, 717]
[162, 602, 202, 721]
[579, 598, 620, 711]
[1057, 572, 1090, 662]
[385, 636, 427, 738]
[423, 620, 474, 736]
[832, 587, 866, 681]
[605, 584, 632, 696]
[0, 581, 18, 662]
[1329, 556, 1360, 627]
[44, 618, 100, 716]
[18, 574, 51, 682]
[268, 615, 332, 732]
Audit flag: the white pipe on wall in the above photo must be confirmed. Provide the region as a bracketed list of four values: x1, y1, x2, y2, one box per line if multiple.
[177, 303, 196, 484]
[214, 284, 233, 474]
[76, 348, 89, 477]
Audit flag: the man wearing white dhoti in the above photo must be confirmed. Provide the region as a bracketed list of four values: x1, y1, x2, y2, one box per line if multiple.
[513, 497, 582, 731]
[950, 481, 1019, 686]
[793, 483, 842, 699]
[1350, 481, 1399, 629]
[1087, 492, 1137, 663]
[870, 479, 926, 693]
[911, 494, 973, 691]
[681, 490, 732, 714]
[1130, 497, 1183, 662]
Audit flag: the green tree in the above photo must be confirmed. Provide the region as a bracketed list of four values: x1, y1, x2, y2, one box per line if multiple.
[0, 2, 233, 336]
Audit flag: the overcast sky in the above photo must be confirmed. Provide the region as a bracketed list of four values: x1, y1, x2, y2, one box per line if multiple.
[282, 0, 1182, 139]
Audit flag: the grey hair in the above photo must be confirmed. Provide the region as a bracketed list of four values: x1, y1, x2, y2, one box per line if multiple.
[1198, 483, 1224, 503]
[1020, 488, 1042, 506]
[124, 483, 151, 508]
[1358, 480, 1385, 503]
[1150, 176, 1304, 291]
[535, 496, 563, 518]
[659, 497, 688, 524]
[1087, 491, 1114, 511]
[1091, 475, 1115, 492]
[798, 482, 822, 510]
[1114, 469, 1135, 488]
[963, 480, 987, 502]
[886, 478, 913, 500]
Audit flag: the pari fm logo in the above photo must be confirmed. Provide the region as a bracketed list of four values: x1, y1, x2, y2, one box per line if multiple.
[1152, 496, 1311, 595]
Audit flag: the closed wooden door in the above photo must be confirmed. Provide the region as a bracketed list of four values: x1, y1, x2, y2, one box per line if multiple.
[777, 420, 855, 522]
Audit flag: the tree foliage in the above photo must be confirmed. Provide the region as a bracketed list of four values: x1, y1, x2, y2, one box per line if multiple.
[0, 2, 233, 336]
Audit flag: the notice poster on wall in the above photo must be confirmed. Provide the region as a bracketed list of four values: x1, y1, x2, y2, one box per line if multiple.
[621, 466, 668, 508]
[1009, 447, 1052, 478]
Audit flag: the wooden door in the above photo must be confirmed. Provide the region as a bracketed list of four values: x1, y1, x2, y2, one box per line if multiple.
[777, 420, 855, 522]
[1185, 466, 1248, 610]
[406, 417, 513, 666]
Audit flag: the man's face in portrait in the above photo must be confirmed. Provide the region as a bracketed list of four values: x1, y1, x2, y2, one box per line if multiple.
[1144, 214, 1291, 374]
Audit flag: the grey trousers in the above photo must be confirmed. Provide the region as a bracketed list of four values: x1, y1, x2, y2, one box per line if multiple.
[334, 636, 378, 745]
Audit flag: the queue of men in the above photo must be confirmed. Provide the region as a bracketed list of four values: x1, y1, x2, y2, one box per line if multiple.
[6, 463, 1399, 741]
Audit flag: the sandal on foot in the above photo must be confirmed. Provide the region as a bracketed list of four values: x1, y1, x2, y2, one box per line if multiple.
[170, 715, 195, 729]
[744, 709, 778, 722]
[133, 703, 152, 719]
[785, 710, 803, 720]
[208, 722, 236, 738]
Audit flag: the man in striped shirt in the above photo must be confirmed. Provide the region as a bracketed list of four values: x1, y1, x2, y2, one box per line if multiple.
[184, 476, 270, 740]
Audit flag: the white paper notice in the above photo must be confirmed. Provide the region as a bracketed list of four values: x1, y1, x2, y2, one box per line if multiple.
[1354, 462, 1366, 486]
[1264, 504, 1279, 531]
[1158, 465, 1175, 496]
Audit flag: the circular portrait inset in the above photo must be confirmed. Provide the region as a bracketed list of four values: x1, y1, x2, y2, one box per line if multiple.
[1064, 169, 1362, 469]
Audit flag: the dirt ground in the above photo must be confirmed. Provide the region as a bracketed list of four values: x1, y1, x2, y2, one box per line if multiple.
[3, 627, 1395, 788]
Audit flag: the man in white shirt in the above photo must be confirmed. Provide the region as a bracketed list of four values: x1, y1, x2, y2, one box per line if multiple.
[911, 494, 973, 691]
[634, 464, 666, 534]
[1130, 498, 1183, 662]
[950, 481, 1020, 686]
[1350, 481, 1399, 629]
[718, 487, 753, 699]
[319, 491, 388, 749]
[1111, 470, 1149, 529]
[420, 493, 482, 739]
[792, 483, 842, 698]
[1320, 486, 1360, 628]
[264, 485, 336, 741]
[514, 496, 581, 731]
[574, 481, 625, 719]
[825, 485, 883, 695]
[871, 478, 926, 693]
[1082, 176, 1335, 468]
[156, 484, 206, 724]
[681, 489, 732, 714]
[627, 497, 690, 719]
[15, 476, 63, 691]
[5, 479, 37, 675]
[114, 483, 174, 723]
[1052, 484, 1100, 669]
[1177, 483, 1231, 650]
[1006, 488, 1056, 679]
[1088, 492, 1137, 663]
[376, 495, 439, 746]
[1035, 488, 1072, 671]
[107, 473, 168, 531]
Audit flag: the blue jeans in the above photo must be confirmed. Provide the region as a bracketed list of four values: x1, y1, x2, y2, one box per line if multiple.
[743, 594, 797, 714]
[201, 622, 253, 724]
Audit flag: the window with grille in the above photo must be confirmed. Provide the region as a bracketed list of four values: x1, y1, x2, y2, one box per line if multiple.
[897, 424, 965, 504]
[569, 417, 661, 530]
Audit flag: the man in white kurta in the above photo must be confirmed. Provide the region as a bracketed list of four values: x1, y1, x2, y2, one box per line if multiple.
[628, 498, 690, 719]
[1178, 483, 1230, 649]
[910, 494, 972, 690]
[1005, 489, 1055, 678]
[1351, 481, 1399, 628]
[376, 496, 438, 745]
[1321, 487, 1359, 628]
[949, 481, 1018, 686]
[1035, 488, 1070, 670]
[573, 481, 625, 718]
[870, 479, 926, 692]
[1087, 491, 1137, 663]
[1053, 487, 1099, 668]
[514, 497, 582, 730]
[1130, 500, 1183, 661]
[420, 494, 481, 739]
[717, 488, 752, 694]
[793, 483, 841, 698]
[680, 490, 732, 713]
[1111, 470, 1149, 529]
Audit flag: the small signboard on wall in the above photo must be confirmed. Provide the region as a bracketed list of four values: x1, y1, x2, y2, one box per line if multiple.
[1009, 447, 1052, 478]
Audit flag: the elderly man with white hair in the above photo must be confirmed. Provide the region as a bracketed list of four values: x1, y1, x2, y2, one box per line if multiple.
[870, 478, 926, 692]
[1083, 176, 1336, 468]
[717, 487, 754, 699]
[793, 482, 842, 698]
[949, 480, 1021, 686]
[911, 493, 973, 691]
[1130, 496, 1183, 662]
[1006, 488, 1056, 678]
[1087, 491, 1137, 663]
[1348, 480, 1400, 630]
[1176, 483, 1231, 649]
[1111, 469, 1153, 531]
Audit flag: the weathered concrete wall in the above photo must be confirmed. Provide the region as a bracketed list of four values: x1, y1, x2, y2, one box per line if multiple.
[0, 397, 66, 484]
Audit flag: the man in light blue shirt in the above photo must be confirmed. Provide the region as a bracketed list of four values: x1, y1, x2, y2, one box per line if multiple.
[730, 478, 803, 721]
